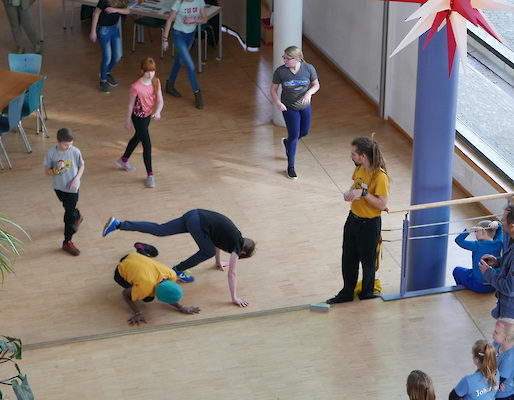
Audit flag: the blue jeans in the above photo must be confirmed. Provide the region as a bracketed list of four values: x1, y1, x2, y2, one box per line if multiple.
[169, 29, 199, 92]
[120, 209, 215, 271]
[282, 106, 312, 167]
[97, 24, 121, 81]
[452, 267, 496, 293]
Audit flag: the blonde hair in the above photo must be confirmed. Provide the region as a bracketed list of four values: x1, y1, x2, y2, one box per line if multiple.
[472, 340, 498, 388]
[284, 46, 304, 62]
[140, 57, 159, 96]
[406, 370, 435, 400]
[497, 318, 514, 342]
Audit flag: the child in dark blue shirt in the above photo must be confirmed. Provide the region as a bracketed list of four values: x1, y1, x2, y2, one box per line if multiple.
[453, 220, 503, 293]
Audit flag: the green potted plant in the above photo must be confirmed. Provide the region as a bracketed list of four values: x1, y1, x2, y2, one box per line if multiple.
[0, 214, 32, 400]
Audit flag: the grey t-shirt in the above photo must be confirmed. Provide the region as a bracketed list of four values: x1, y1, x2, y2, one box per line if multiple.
[43, 145, 84, 193]
[272, 62, 318, 110]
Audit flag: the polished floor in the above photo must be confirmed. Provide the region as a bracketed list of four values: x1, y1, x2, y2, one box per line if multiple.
[0, 2, 500, 399]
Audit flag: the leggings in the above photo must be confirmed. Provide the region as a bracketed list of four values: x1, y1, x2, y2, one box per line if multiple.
[122, 114, 152, 173]
[120, 209, 216, 272]
[55, 189, 80, 242]
[282, 106, 311, 167]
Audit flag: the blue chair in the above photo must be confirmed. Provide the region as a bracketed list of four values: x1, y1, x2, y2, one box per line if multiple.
[8, 53, 48, 123]
[20, 76, 49, 140]
[8, 53, 42, 74]
[0, 93, 26, 169]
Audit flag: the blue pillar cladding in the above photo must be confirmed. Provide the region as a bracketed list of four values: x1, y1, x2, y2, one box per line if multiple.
[406, 28, 459, 291]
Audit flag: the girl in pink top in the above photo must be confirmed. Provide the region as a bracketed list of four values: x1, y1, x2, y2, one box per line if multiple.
[117, 57, 164, 188]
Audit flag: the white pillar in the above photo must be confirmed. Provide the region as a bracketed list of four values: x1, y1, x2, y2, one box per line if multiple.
[272, 0, 303, 126]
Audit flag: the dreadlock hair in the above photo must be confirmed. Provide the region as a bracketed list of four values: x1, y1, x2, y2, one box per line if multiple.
[351, 133, 387, 184]
[472, 340, 498, 389]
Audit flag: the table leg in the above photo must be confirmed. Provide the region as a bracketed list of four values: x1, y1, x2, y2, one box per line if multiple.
[62, 0, 67, 29]
[217, 10, 222, 61]
[198, 24, 202, 73]
[38, 0, 44, 41]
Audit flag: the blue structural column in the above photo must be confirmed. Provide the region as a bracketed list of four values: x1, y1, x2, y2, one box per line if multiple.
[406, 28, 459, 291]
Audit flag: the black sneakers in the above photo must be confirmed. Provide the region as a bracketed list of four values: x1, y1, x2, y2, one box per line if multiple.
[106, 74, 118, 87]
[287, 166, 297, 180]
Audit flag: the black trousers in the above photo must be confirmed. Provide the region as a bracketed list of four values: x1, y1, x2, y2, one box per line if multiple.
[55, 189, 80, 242]
[340, 211, 381, 299]
[123, 114, 152, 173]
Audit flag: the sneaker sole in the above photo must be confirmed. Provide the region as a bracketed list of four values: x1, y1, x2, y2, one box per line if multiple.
[107, 81, 118, 87]
[103, 217, 117, 237]
[286, 173, 298, 180]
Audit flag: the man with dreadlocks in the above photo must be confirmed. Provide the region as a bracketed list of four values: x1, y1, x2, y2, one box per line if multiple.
[327, 136, 390, 304]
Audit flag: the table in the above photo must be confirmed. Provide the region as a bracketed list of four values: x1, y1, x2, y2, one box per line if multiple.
[0, 70, 42, 111]
[61, 0, 223, 73]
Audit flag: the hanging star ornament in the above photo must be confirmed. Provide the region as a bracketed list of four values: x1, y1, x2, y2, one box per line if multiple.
[387, 0, 514, 76]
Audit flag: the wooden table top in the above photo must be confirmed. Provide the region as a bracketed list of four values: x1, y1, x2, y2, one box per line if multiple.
[0, 69, 42, 111]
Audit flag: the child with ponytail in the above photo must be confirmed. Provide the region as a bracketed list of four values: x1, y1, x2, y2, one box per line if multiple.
[116, 57, 163, 188]
[493, 318, 514, 399]
[449, 340, 499, 400]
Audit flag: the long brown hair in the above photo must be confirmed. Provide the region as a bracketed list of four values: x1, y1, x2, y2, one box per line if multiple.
[351, 133, 388, 184]
[140, 57, 159, 96]
[472, 340, 498, 388]
[406, 370, 435, 400]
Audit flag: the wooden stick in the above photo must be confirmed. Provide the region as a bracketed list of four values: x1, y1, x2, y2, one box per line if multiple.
[388, 192, 513, 214]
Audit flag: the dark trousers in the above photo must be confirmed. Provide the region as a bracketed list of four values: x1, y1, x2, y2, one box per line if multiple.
[339, 211, 381, 299]
[55, 189, 80, 242]
[120, 209, 216, 272]
[122, 114, 152, 173]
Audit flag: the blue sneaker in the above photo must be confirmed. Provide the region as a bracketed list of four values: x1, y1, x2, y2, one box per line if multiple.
[172, 266, 195, 282]
[103, 217, 120, 237]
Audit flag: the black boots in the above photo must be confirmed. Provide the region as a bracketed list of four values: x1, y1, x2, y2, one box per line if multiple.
[194, 90, 203, 110]
[165, 80, 182, 97]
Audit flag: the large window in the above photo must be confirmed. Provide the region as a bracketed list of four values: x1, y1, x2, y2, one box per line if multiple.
[456, 1, 514, 184]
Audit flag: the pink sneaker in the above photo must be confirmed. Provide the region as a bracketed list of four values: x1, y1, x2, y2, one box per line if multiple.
[146, 175, 155, 188]
[116, 158, 136, 172]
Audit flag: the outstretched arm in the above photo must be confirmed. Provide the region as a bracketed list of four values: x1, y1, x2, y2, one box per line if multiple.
[122, 287, 146, 325]
[227, 252, 248, 307]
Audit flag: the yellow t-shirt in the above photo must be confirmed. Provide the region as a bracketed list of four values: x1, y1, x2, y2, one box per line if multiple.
[117, 253, 177, 301]
[350, 166, 389, 218]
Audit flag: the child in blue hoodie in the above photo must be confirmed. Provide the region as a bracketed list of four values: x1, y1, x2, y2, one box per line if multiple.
[453, 220, 503, 293]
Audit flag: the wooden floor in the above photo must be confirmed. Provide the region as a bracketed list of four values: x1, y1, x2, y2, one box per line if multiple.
[0, 2, 499, 399]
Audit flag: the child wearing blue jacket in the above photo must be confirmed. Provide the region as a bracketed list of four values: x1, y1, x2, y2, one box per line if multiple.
[453, 220, 503, 293]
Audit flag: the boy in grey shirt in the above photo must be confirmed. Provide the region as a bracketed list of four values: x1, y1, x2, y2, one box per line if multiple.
[43, 128, 85, 256]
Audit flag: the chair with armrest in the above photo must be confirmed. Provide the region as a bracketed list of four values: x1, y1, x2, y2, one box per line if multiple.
[8, 53, 48, 121]
[20, 76, 49, 140]
[0, 93, 26, 169]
